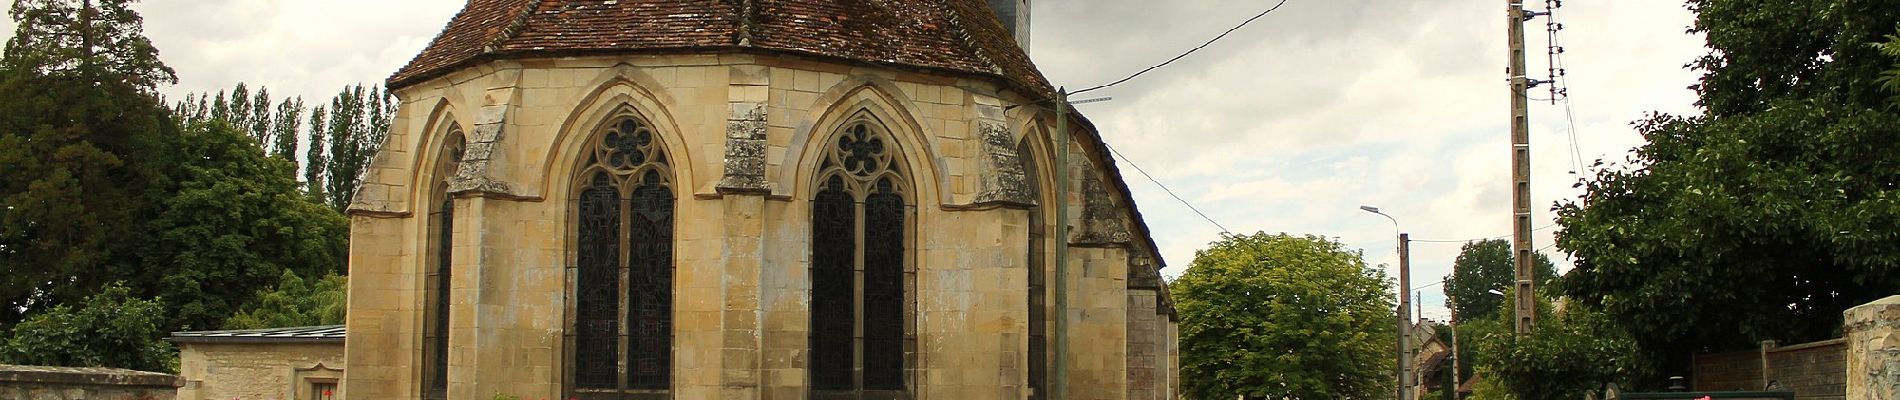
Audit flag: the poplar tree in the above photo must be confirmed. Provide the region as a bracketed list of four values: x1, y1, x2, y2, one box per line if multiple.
[305, 105, 328, 198]
[271, 97, 303, 162]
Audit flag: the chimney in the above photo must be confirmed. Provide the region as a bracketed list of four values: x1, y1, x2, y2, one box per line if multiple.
[987, 0, 1030, 51]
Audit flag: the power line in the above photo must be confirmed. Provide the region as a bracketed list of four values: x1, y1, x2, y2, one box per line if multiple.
[1553, 5, 1588, 177]
[1071, 0, 1290, 95]
[1103, 143, 1232, 235]
[1410, 223, 1559, 243]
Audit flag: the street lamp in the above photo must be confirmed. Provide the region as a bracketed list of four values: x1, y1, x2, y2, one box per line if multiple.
[1359, 205, 1412, 400]
[1448, 287, 1508, 399]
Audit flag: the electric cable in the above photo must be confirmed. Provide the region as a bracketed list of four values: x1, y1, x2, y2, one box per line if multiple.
[1071, 0, 1290, 95]
[1409, 223, 1558, 244]
[1103, 143, 1233, 235]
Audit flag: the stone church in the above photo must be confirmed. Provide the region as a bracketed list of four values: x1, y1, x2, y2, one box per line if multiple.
[340, 0, 1178, 399]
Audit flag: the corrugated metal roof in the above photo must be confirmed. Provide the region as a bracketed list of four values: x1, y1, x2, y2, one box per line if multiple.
[169, 325, 345, 344]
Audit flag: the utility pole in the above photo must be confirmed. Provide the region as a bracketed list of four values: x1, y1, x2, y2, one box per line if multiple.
[1397, 233, 1413, 400]
[1506, 0, 1537, 336]
[1052, 87, 1071, 400]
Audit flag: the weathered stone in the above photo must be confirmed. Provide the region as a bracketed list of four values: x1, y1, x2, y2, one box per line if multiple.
[0, 365, 180, 400]
[1848, 295, 1900, 400]
[717, 101, 772, 193]
[1074, 167, 1133, 245]
[1128, 253, 1162, 290]
[973, 121, 1034, 206]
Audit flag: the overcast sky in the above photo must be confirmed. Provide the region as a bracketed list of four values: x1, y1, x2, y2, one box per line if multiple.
[2, 0, 1706, 323]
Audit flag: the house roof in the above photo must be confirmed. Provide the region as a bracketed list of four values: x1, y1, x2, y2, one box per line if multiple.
[169, 325, 345, 344]
[387, 0, 1052, 97]
[389, 0, 1173, 281]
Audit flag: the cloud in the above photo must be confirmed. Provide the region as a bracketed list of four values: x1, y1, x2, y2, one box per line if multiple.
[1028, 0, 1706, 322]
[2, 0, 463, 104]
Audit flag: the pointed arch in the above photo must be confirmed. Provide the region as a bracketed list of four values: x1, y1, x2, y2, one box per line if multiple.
[1015, 124, 1053, 400]
[807, 106, 919, 397]
[543, 65, 694, 200]
[784, 80, 943, 206]
[403, 98, 472, 211]
[420, 120, 465, 400]
[562, 98, 681, 398]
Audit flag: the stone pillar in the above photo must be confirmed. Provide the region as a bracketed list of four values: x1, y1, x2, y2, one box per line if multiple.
[716, 64, 773, 400]
[1167, 320, 1179, 400]
[1847, 295, 1900, 400]
[340, 213, 416, 400]
[1126, 288, 1159, 400]
[1127, 255, 1162, 400]
[1065, 246, 1129, 400]
[719, 195, 767, 399]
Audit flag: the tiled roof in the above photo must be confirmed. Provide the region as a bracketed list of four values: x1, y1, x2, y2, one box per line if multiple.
[387, 0, 1051, 96]
[169, 325, 345, 344]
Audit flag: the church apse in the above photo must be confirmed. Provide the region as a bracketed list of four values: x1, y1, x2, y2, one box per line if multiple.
[344, 1, 1176, 399]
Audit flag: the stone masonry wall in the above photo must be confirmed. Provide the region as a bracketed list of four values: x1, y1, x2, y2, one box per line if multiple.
[176, 342, 343, 400]
[1126, 289, 1158, 400]
[1848, 296, 1900, 400]
[349, 52, 1175, 400]
[0, 365, 182, 400]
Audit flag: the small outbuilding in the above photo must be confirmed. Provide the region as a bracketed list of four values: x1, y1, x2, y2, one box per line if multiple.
[171, 325, 345, 400]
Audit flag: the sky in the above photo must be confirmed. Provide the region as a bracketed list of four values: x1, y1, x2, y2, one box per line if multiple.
[1, 0, 1708, 323]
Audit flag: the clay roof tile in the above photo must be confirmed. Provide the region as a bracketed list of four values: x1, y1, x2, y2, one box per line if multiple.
[388, 0, 1051, 97]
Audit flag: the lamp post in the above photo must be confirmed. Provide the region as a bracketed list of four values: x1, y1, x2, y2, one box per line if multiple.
[1360, 205, 1411, 400]
[1447, 287, 1507, 399]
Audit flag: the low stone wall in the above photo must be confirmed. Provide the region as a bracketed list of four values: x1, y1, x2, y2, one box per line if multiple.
[0, 364, 182, 400]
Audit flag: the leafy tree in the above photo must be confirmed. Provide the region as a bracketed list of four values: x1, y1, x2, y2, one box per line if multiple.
[1555, 0, 1900, 372]
[225, 270, 347, 330]
[0, 0, 177, 326]
[1881, 31, 1900, 103]
[139, 120, 348, 330]
[1443, 239, 1558, 324]
[2, 0, 175, 91]
[0, 283, 175, 372]
[1462, 290, 1649, 400]
[1174, 232, 1395, 399]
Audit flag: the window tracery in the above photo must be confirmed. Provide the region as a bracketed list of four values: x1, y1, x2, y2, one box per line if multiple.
[810, 117, 912, 397]
[422, 128, 463, 400]
[570, 113, 675, 398]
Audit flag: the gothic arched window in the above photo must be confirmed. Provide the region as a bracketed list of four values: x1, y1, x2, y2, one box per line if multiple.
[422, 128, 464, 400]
[569, 113, 676, 398]
[811, 116, 912, 397]
[1019, 139, 1048, 400]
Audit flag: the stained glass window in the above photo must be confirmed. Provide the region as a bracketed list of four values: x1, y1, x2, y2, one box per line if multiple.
[1021, 141, 1047, 400]
[810, 118, 911, 396]
[570, 114, 675, 397]
[422, 130, 462, 400]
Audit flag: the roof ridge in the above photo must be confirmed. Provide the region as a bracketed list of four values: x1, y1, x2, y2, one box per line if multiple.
[484, 0, 542, 54]
[937, 0, 1004, 77]
[736, 0, 756, 46]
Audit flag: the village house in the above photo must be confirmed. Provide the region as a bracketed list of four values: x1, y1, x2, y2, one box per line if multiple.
[171, 325, 345, 400]
[339, 0, 1179, 399]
